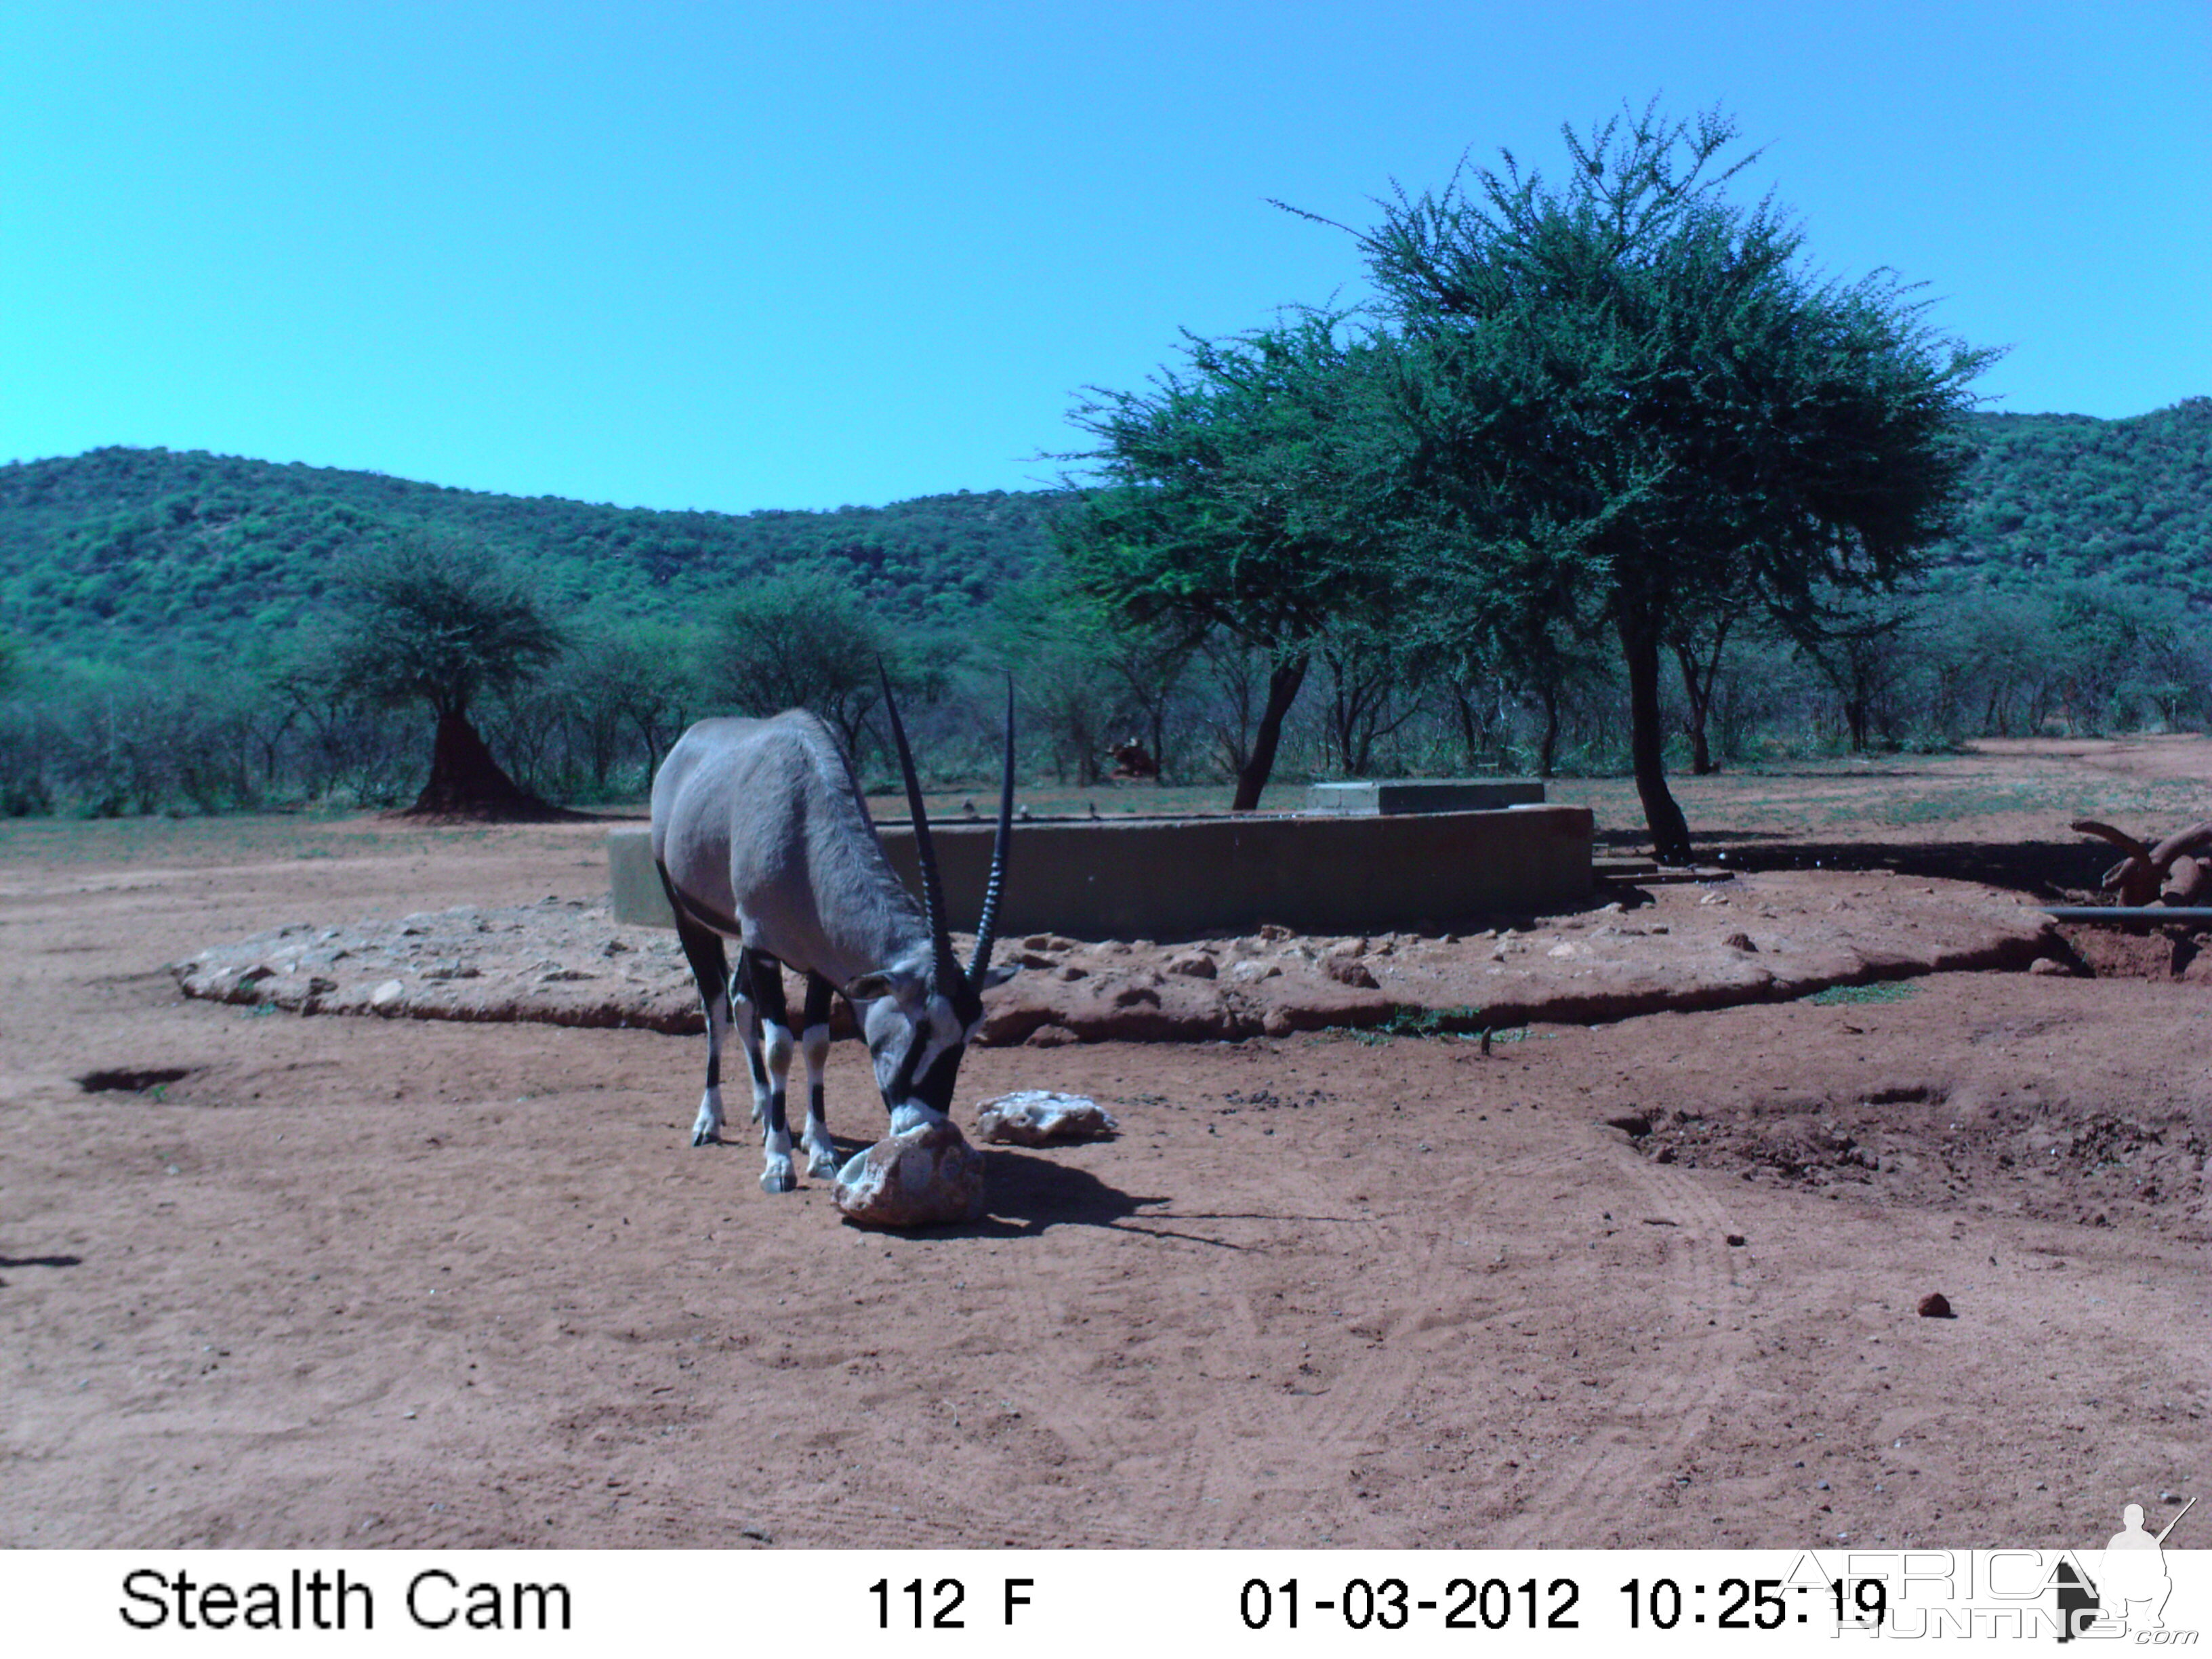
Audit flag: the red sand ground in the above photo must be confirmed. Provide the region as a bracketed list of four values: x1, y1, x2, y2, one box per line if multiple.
[1, 741, 2205, 1549]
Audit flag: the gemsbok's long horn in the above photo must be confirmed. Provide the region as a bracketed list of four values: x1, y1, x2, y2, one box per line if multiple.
[879, 662, 961, 991]
[969, 675, 1015, 985]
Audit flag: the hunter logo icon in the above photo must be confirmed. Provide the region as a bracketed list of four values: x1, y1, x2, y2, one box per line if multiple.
[2060, 1494, 2196, 1640]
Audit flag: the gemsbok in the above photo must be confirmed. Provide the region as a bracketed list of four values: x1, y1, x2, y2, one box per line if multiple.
[649, 678, 1015, 1193]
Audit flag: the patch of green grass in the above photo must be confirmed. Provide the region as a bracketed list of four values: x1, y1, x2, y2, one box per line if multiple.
[1804, 980, 1921, 1006]
[1382, 1004, 1490, 1036]
[1343, 1009, 1528, 1045]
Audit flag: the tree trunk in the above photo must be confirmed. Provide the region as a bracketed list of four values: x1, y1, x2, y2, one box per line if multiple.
[410, 705, 547, 817]
[1453, 688, 1481, 771]
[1619, 608, 1694, 864]
[1844, 695, 1870, 752]
[634, 712, 666, 781]
[1231, 655, 1309, 812]
[1536, 682, 1561, 780]
[1671, 615, 1731, 777]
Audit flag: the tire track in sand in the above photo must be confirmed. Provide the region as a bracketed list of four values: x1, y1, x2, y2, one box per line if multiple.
[1488, 1140, 1755, 1547]
[990, 1203, 1428, 1547]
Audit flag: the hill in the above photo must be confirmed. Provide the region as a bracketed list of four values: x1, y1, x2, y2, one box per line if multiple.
[3, 399, 2209, 667]
[1935, 397, 2212, 599]
[0, 447, 1063, 667]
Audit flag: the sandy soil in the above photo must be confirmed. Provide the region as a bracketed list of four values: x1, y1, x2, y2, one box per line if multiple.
[2, 742, 2207, 1551]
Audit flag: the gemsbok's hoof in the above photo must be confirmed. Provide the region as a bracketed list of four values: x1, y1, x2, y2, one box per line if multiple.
[804, 1145, 840, 1180]
[691, 1092, 724, 1147]
[760, 1158, 796, 1194]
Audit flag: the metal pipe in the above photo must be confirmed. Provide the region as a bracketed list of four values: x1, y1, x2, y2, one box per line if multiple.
[2041, 906, 2212, 925]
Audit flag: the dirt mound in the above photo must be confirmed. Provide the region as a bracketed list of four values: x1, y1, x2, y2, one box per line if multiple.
[1621, 1086, 2209, 1235]
[171, 898, 705, 1031]
[2053, 919, 2212, 983]
[173, 870, 2060, 1041]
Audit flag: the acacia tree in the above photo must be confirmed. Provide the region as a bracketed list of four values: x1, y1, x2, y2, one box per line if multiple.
[329, 535, 567, 816]
[556, 621, 699, 786]
[697, 567, 945, 762]
[1336, 102, 1992, 861]
[1057, 314, 1402, 810]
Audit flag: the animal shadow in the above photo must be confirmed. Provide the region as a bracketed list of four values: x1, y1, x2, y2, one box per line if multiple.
[971, 1147, 1171, 1237]
[0, 1252, 84, 1286]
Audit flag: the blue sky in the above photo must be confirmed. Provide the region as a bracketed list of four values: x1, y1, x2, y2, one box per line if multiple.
[3, 2, 2205, 514]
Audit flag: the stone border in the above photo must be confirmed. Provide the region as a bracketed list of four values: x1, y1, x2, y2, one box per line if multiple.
[175, 872, 2059, 1044]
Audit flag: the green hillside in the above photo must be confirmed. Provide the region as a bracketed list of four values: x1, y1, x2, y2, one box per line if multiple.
[3, 398, 2209, 668]
[1936, 397, 2212, 598]
[0, 447, 1063, 666]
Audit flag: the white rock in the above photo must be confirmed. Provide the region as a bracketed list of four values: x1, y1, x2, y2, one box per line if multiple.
[973, 1090, 1119, 1145]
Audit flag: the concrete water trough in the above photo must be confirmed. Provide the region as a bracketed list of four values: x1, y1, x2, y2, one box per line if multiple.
[1305, 779, 1547, 814]
[610, 799, 1593, 940]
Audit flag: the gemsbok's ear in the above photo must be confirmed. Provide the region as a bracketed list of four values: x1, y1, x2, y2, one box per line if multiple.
[977, 962, 1020, 991]
[843, 968, 923, 1006]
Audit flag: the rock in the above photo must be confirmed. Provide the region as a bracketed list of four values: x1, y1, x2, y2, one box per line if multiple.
[975, 1090, 1119, 1145]
[370, 980, 407, 1010]
[833, 1120, 987, 1228]
[1723, 933, 1757, 952]
[1917, 1292, 1955, 1319]
[1023, 1023, 1078, 1048]
[1725, 1233, 1747, 1247]
[2029, 956, 2070, 977]
[1164, 951, 1217, 979]
[1324, 956, 1379, 989]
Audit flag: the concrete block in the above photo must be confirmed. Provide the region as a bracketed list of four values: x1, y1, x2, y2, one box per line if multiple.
[1307, 779, 1545, 814]
[612, 803, 1593, 941]
[608, 827, 677, 928]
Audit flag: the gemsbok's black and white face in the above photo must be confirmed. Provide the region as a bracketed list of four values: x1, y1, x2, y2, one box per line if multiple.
[846, 958, 1018, 1134]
